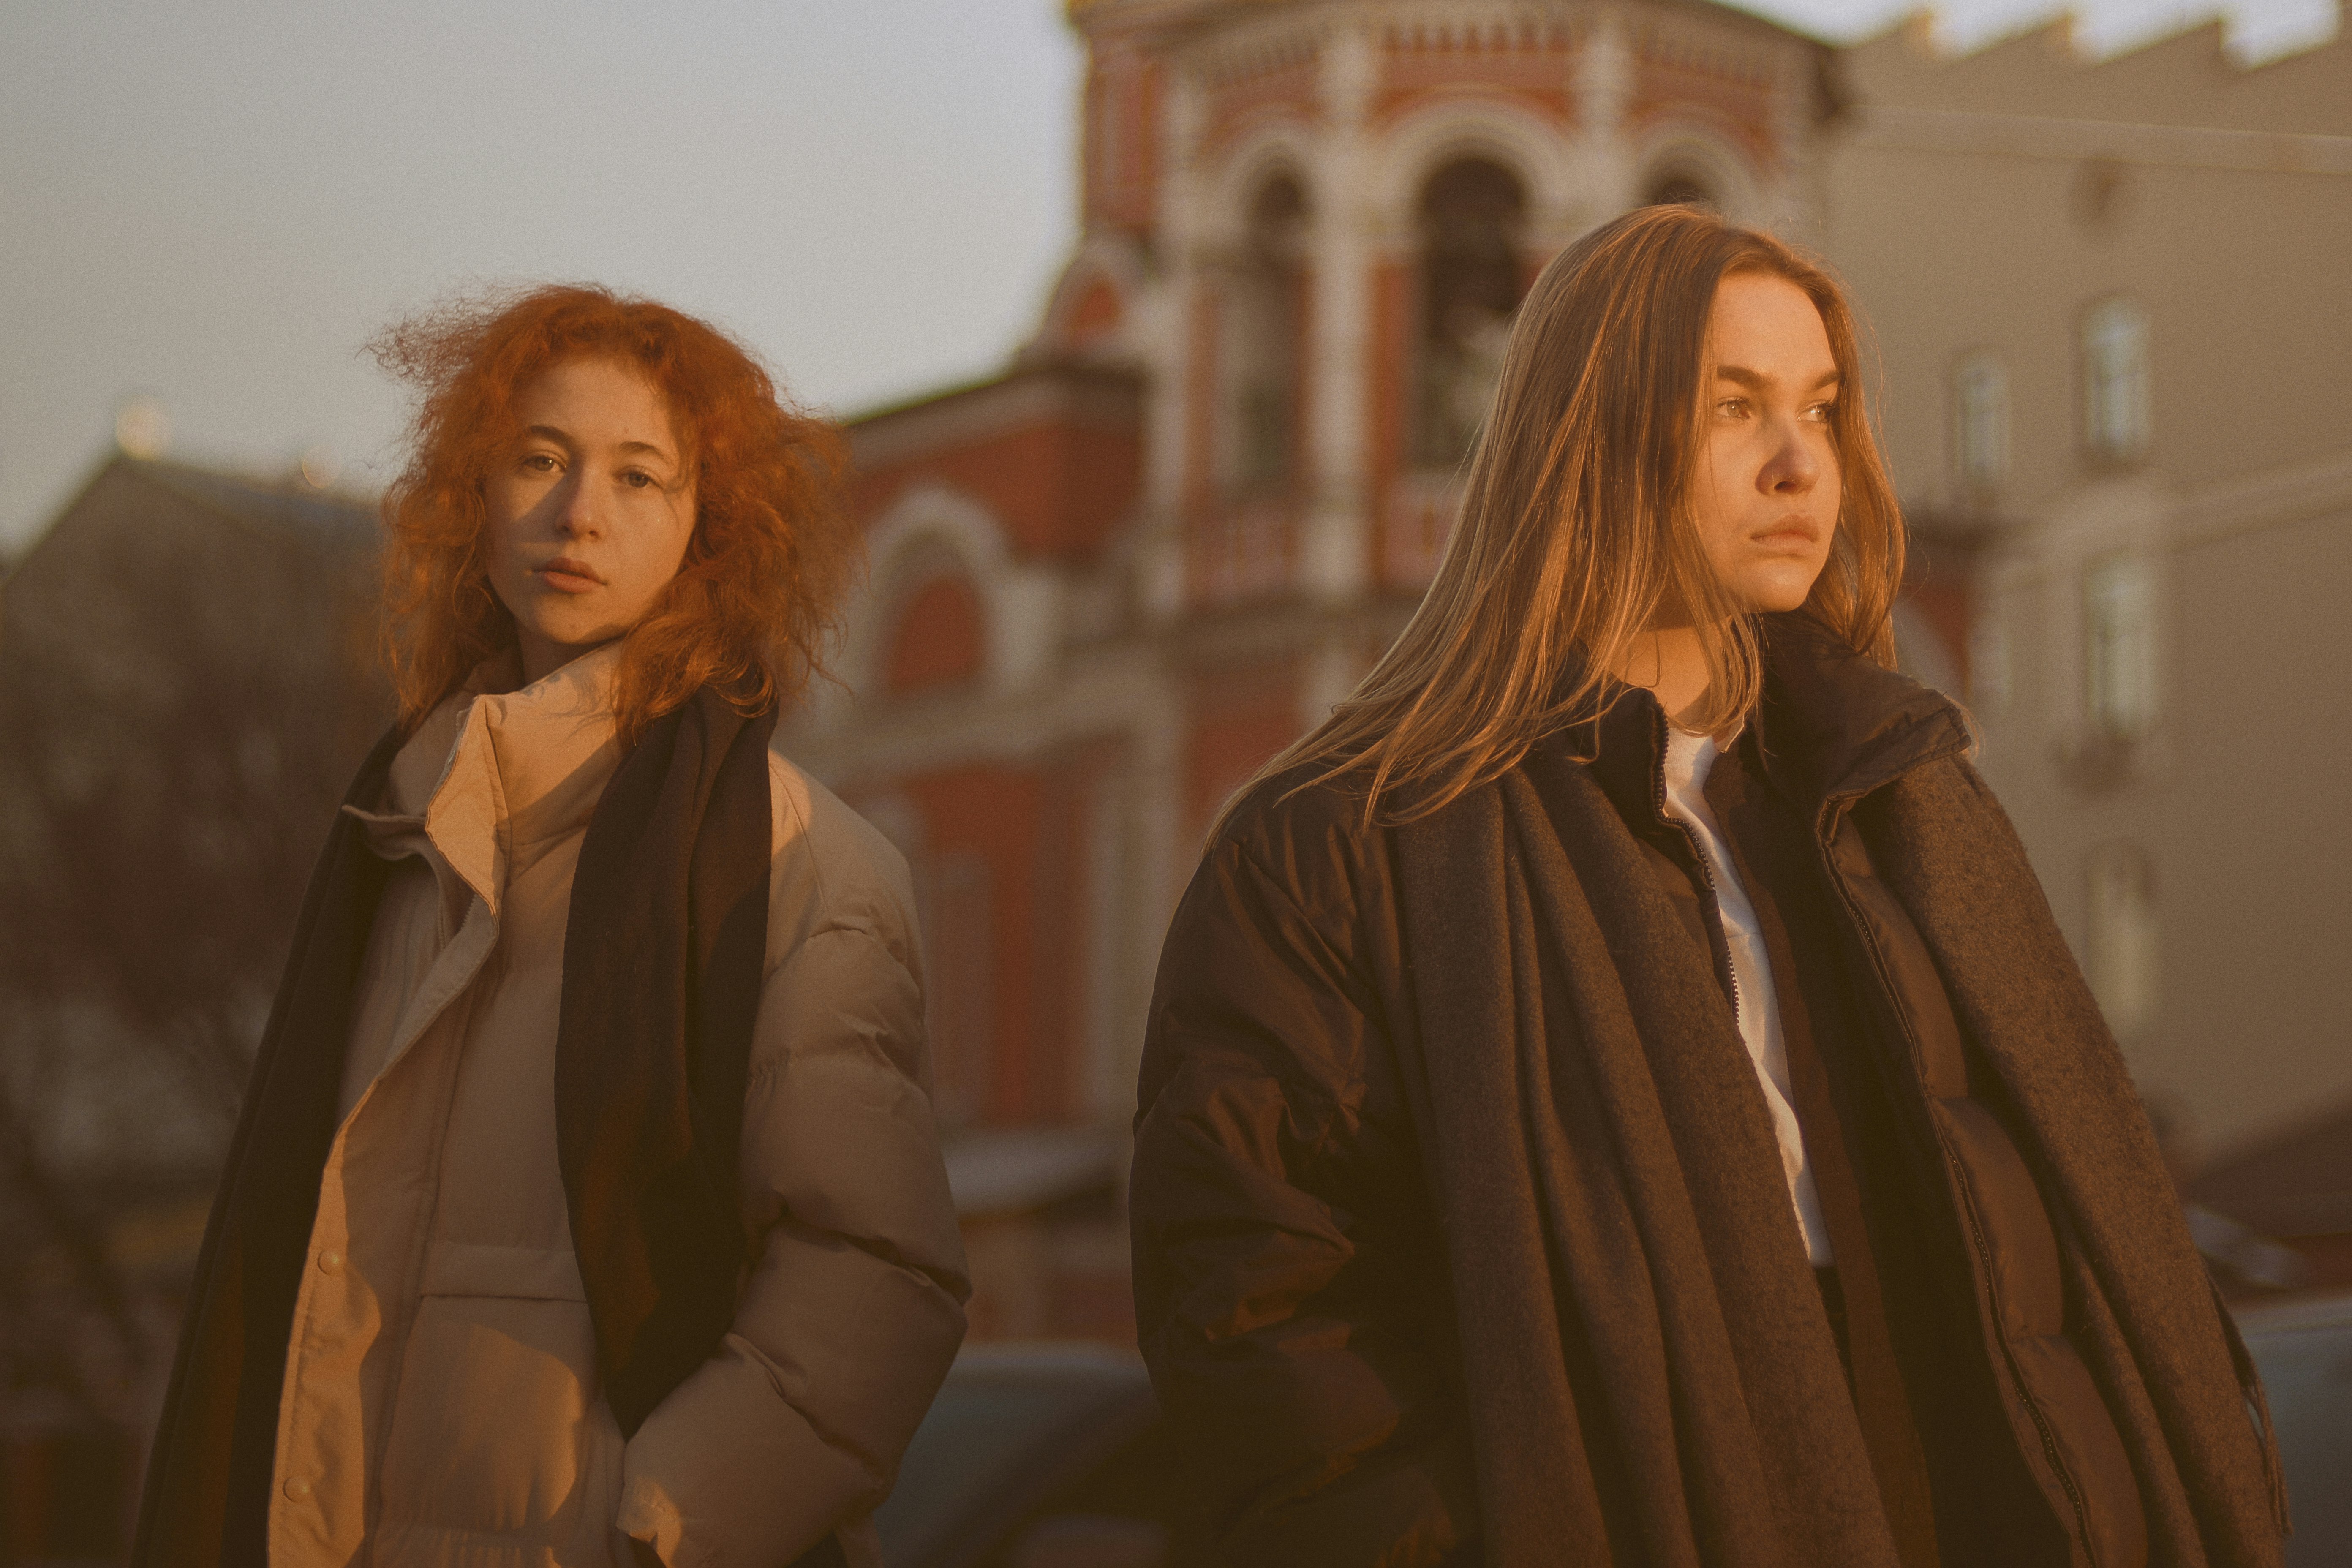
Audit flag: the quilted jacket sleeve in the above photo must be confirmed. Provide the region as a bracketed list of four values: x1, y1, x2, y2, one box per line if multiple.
[616, 783, 969, 1568]
[1131, 807, 1478, 1568]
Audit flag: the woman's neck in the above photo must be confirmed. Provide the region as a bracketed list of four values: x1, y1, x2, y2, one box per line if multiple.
[1608, 627, 1711, 731]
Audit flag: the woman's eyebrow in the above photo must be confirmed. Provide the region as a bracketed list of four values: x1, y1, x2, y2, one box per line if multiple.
[522, 425, 674, 464]
[1713, 365, 1842, 391]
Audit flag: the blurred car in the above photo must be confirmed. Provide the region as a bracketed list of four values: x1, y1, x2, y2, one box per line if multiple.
[2236, 1289, 2352, 1567]
[874, 1342, 1206, 1568]
[883, 1301, 2352, 1568]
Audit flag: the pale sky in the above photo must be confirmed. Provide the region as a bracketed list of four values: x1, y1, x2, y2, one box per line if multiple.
[2, 0, 2334, 556]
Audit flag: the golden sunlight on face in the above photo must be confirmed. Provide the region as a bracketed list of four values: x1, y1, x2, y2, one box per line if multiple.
[1692, 274, 1842, 615]
[482, 356, 697, 684]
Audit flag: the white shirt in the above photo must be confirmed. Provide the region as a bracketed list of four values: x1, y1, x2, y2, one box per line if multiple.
[1660, 727, 1835, 1266]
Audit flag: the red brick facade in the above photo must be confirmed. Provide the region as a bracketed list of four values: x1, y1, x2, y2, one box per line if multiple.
[810, 0, 1849, 1347]
[1372, 19, 1581, 129]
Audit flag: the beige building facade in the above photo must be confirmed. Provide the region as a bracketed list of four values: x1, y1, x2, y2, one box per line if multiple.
[1818, 14, 2352, 1160]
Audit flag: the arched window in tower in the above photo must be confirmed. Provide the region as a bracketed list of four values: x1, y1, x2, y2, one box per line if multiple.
[883, 571, 985, 696]
[1642, 166, 1719, 210]
[1224, 173, 1308, 493]
[1413, 157, 1526, 470]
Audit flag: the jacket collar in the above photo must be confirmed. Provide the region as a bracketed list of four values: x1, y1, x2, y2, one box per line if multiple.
[1582, 685, 1671, 832]
[1748, 612, 1971, 818]
[1556, 612, 1970, 830]
[353, 640, 628, 916]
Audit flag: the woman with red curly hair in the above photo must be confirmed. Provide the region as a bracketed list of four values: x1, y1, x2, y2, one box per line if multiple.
[136, 286, 969, 1568]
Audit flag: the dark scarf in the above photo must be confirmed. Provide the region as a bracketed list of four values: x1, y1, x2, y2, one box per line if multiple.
[1387, 621, 2285, 1568]
[131, 685, 839, 1565]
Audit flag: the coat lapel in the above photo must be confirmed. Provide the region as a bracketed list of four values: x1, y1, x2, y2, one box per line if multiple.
[1393, 784, 1624, 1564]
[133, 724, 401, 1567]
[1857, 764, 2287, 1561]
[136, 678, 792, 1561]
[1396, 757, 1898, 1568]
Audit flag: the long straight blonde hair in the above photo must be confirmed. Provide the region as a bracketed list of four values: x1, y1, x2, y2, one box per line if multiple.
[1250, 204, 1904, 827]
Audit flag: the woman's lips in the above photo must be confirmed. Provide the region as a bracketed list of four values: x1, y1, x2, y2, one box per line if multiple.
[536, 559, 602, 593]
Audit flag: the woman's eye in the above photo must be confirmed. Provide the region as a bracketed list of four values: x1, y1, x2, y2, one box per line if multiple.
[1805, 402, 1837, 423]
[621, 470, 656, 490]
[522, 452, 559, 473]
[1717, 398, 1749, 418]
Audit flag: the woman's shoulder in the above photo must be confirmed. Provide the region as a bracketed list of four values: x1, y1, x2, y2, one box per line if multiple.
[763, 749, 919, 971]
[1207, 762, 1393, 926]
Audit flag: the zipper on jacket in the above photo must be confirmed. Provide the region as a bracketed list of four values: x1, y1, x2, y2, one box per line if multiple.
[1811, 798, 2101, 1563]
[1652, 709, 1743, 1023]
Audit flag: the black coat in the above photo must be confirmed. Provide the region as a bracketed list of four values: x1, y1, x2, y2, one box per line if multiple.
[1130, 614, 2284, 1567]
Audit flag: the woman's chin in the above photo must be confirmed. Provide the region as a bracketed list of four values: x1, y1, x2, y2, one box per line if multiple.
[1737, 569, 1826, 615]
[519, 612, 625, 656]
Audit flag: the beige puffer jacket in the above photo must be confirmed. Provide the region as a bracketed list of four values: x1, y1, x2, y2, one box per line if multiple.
[266, 644, 968, 1567]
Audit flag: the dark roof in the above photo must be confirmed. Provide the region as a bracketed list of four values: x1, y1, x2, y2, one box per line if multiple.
[2185, 1098, 2352, 1239]
[127, 456, 378, 542]
[846, 358, 1143, 433]
[4, 454, 377, 580]
[846, 369, 1021, 430]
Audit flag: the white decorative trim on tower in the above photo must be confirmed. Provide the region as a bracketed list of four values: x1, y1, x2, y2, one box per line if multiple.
[849, 484, 1068, 703]
[1366, 94, 1584, 246]
[1204, 127, 1320, 247]
[1301, 23, 1379, 603]
[1626, 120, 1764, 220]
[1767, 43, 1822, 236]
[1139, 65, 1210, 625]
[1577, 7, 1636, 215]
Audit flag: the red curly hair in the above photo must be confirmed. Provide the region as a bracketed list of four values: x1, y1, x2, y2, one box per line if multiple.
[372, 284, 853, 743]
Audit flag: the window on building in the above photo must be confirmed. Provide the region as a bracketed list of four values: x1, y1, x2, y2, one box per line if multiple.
[884, 572, 985, 695]
[2081, 297, 2150, 463]
[1642, 167, 1718, 210]
[1413, 157, 1526, 470]
[2085, 841, 2159, 1040]
[1225, 173, 1308, 493]
[1952, 349, 2009, 494]
[2082, 552, 2158, 742]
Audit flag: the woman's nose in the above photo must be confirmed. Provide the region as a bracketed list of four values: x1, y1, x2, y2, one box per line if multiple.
[1764, 420, 1820, 493]
[553, 473, 599, 536]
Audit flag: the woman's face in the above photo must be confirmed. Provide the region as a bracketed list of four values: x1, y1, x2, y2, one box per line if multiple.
[1690, 273, 1842, 614]
[483, 355, 697, 684]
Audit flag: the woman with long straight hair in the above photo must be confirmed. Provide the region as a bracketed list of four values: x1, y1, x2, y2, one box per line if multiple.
[1129, 206, 2285, 1566]
[136, 286, 968, 1567]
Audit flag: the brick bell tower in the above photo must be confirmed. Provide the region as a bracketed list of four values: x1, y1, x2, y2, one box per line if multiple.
[1053, 0, 1830, 617]
[789, 0, 1836, 1343]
